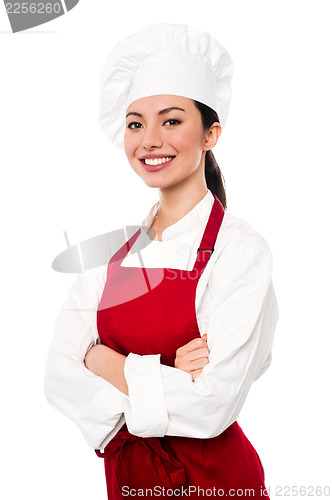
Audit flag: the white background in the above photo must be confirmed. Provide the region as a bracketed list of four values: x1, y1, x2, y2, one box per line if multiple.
[1, 1, 331, 499]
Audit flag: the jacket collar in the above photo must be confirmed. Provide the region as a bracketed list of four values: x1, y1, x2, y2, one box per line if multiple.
[141, 189, 214, 243]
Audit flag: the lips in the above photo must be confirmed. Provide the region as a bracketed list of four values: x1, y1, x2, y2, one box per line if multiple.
[139, 155, 176, 161]
[140, 156, 175, 172]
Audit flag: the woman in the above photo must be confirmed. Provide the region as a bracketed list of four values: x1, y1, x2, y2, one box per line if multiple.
[44, 23, 278, 499]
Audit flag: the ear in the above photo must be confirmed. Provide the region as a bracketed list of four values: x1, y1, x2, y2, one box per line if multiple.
[202, 122, 222, 151]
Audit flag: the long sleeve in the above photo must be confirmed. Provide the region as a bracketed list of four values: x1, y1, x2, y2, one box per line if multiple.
[122, 231, 279, 439]
[44, 268, 125, 449]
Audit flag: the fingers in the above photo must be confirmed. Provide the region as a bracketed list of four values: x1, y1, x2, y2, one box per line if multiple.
[175, 348, 209, 371]
[191, 368, 203, 382]
[188, 357, 209, 371]
[175, 345, 209, 364]
[174, 355, 208, 372]
[177, 335, 208, 354]
[188, 346, 209, 361]
[174, 334, 210, 378]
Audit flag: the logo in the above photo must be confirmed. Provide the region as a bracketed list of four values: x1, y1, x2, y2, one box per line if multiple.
[53, 227, 165, 309]
[52, 226, 156, 273]
[3, 0, 79, 33]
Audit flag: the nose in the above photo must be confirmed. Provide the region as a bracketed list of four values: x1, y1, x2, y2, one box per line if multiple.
[142, 124, 163, 150]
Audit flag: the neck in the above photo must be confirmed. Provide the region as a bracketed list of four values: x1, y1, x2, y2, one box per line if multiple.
[155, 182, 208, 231]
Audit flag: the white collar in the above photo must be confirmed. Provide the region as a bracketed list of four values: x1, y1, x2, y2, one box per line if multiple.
[141, 189, 215, 243]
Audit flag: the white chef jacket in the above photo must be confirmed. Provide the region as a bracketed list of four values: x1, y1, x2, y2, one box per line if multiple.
[44, 189, 279, 451]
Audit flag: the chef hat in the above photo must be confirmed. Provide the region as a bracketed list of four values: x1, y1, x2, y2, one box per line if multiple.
[99, 22, 234, 149]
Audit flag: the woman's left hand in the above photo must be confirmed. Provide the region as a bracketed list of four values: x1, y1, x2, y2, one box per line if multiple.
[175, 334, 209, 381]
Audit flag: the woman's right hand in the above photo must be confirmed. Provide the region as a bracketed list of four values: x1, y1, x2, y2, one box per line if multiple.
[174, 334, 210, 382]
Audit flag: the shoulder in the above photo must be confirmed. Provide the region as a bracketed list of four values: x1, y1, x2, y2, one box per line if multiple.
[212, 210, 274, 280]
[219, 210, 272, 249]
[63, 265, 107, 308]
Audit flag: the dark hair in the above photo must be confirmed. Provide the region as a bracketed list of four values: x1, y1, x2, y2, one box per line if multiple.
[192, 100, 227, 209]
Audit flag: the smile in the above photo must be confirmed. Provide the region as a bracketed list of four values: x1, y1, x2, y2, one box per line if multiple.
[142, 156, 174, 165]
[140, 156, 176, 172]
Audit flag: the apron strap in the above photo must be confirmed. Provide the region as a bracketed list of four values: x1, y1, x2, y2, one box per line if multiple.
[193, 194, 225, 274]
[108, 228, 142, 266]
[108, 194, 225, 274]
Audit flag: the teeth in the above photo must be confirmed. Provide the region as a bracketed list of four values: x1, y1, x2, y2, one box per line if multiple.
[144, 156, 173, 165]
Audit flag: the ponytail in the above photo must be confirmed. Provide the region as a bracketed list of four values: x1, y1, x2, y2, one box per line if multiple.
[192, 100, 227, 209]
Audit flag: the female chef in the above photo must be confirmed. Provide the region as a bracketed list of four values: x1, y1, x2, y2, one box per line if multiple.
[44, 23, 279, 499]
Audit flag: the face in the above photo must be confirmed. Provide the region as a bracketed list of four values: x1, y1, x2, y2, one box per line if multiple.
[124, 95, 213, 189]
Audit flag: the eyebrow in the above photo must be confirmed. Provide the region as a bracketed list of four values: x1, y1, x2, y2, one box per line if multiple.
[126, 106, 186, 119]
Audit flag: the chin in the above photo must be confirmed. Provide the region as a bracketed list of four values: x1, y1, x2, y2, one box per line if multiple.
[142, 179, 169, 189]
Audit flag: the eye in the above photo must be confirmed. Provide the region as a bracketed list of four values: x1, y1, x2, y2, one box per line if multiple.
[127, 122, 142, 129]
[164, 119, 181, 126]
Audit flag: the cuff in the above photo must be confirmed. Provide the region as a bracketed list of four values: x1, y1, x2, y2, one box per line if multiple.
[123, 352, 168, 437]
[76, 379, 124, 449]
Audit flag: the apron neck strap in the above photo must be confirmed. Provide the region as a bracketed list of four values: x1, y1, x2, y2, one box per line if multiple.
[109, 229, 142, 265]
[193, 194, 225, 274]
[109, 194, 225, 271]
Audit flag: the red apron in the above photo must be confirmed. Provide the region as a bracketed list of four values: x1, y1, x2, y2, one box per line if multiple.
[95, 194, 269, 499]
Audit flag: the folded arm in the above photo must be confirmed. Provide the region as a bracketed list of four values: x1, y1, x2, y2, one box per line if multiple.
[122, 234, 279, 439]
[44, 268, 126, 449]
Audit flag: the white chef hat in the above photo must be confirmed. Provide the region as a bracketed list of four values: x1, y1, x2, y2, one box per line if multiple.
[99, 22, 234, 149]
